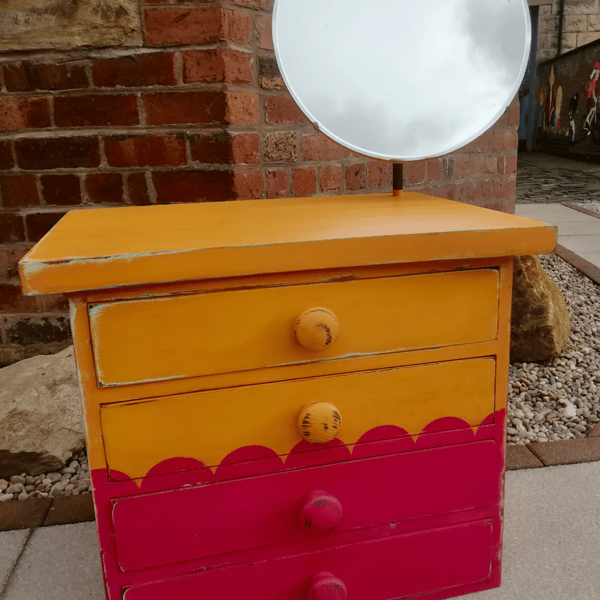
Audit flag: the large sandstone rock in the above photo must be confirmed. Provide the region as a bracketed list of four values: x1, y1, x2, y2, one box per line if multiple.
[511, 255, 571, 363]
[0, 0, 142, 51]
[0, 346, 85, 478]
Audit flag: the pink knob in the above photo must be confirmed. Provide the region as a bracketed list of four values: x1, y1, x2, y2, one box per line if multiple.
[300, 491, 343, 534]
[308, 572, 347, 600]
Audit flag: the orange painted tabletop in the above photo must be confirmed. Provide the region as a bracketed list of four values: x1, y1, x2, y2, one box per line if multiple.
[20, 193, 556, 295]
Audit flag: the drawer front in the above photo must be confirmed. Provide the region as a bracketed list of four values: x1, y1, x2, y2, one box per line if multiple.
[100, 358, 496, 480]
[123, 520, 493, 600]
[113, 440, 498, 572]
[90, 269, 498, 387]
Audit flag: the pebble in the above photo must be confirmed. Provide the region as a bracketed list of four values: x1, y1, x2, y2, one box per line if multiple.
[0, 449, 92, 502]
[507, 254, 600, 446]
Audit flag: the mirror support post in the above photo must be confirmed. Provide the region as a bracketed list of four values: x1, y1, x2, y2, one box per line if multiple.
[393, 162, 404, 197]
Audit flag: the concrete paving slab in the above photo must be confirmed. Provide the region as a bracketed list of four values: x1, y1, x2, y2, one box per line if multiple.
[2, 523, 104, 600]
[464, 461, 600, 599]
[0, 529, 29, 593]
[554, 221, 600, 236]
[515, 204, 587, 222]
[559, 235, 600, 254]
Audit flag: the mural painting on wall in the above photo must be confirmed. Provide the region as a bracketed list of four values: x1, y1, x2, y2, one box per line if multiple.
[537, 43, 600, 155]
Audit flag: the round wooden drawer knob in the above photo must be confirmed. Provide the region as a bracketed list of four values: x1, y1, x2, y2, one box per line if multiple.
[295, 307, 340, 352]
[298, 402, 342, 444]
[300, 491, 343, 534]
[307, 572, 347, 600]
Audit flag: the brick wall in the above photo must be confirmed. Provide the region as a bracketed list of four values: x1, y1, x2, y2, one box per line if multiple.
[0, 0, 520, 367]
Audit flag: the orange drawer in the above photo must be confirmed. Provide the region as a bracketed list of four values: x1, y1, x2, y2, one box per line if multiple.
[89, 269, 499, 387]
[123, 520, 494, 600]
[112, 441, 498, 571]
[100, 358, 496, 480]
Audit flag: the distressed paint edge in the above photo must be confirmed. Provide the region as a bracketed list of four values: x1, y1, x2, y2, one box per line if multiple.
[18, 227, 557, 295]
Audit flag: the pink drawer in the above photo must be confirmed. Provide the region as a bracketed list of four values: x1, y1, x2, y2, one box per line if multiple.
[112, 440, 499, 572]
[123, 520, 494, 600]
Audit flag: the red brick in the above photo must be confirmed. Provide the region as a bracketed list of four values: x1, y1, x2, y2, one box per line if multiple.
[222, 9, 252, 45]
[145, 7, 222, 46]
[292, 167, 316, 196]
[16, 137, 100, 170]
[105, 135, 187, 167]
[54, 94, 139, 127]
[426, 159, 443, 182]
[0, 141, 14, 170]
[25, 211, 68, 243]
[234, 169, 264, 199]
[302, 133, 350, 161]
[463, 180, 492, 205]
[480, 199, 514, 214]
[153, 170, 234, 202]
[0, 98, 50, 131]
[127, 173, 152, 206]
[92, 53, 176, 88]
[431, 182, 460, 202]
[464, 131, 493, 154]
[472, 155, 498, 177]
[449, 156, 471, 179]
[189, 131, 259, 165]
[37, 294, 69, 312]
[503, 154, 518, 175]
[493, 130, 518, 152]
[320, 165, 342, 192]
[0, 176, 39, 207]
[232, 133, 260, 164]
[225, 91, 259, 124]
[0, 283, 37, 312]
[0, 214, 25, 244]
[345, 163, 366, 191]
[256, 14, 273, 50]
[183, 49, 252, 84]
[3, 62, 88, 92]
[259, 56, 284, 90]
[508, 102, 520, 127]
[266, 169, 288, 198]
[265, 96, 308, 124]
[264, 132, 297, 162]
[493, 176, 517, 200]
[409, 185, 433, 196]
[406, 161, 426, 185]
[85, 174, 124, 204]
[40, 175, 81, 206]
[0, 248, 28, 280]
[367, 161, 390, 189]
[226, 0, 272, 9]
[144, 91, 224, 125]
[189, 132, 232, 164]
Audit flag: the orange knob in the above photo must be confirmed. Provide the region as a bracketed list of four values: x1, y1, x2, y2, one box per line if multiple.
[295, 307, 340, 352]
[298, 402, 342, 444]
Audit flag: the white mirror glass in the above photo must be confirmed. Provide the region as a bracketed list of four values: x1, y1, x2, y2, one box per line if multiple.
[273, 0, 530, 162]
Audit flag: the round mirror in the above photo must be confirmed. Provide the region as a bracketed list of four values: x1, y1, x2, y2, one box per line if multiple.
[273, 0, 530, 162]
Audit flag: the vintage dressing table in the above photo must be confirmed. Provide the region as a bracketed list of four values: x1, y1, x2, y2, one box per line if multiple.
[20, 1, 555, 599]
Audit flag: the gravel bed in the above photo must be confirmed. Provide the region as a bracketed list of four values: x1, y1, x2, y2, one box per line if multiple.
[0, 449, 90, 503]
[507, 253, 600, 445]
[571, 199, 600, 214]
[1, 254, 598, 499]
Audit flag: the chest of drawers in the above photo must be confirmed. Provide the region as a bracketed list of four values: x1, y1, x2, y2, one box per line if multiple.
[19, 193, 555, 600]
